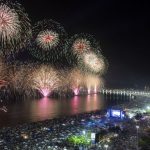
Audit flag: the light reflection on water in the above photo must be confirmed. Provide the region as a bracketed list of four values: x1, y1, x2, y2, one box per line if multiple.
[0, 94, 105, 127]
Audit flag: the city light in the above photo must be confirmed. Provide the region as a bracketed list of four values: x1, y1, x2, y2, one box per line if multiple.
[147, 106, 150, 110]
[104, 144, 108, 150]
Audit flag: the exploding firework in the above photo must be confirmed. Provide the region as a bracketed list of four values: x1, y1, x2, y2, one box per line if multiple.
[65, 33, 100, 65]
[79, 51, 106, 75]
[67, 33, 99, 54]
[72, 38, 91, 54]
[0, 1, 31, 55]
[7, 62, 34, 95]
[57, 69, 70, 89]
[36, 30, 59, 50]
[68, 68, 84, 95]
[29, 19, 67, 62]
[52, 69, 72, 97]
[84, 75, 104, 94]
[31, 65, 60, 97]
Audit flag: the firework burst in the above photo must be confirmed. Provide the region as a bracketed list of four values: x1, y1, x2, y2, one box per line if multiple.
[7, 62, 34, 96]
[67, 33, 99, 54]
[0, 4, 20, 43]
[0, 1, 31, 55]
[68, 68, 84, 95]
[36, 30, 59, 50]
[29, 19, 67, 62]
[65, 33, 100, 65]
[84, 75, 104, 94]
[79, 51, 106, 75]
[31, 65, 60, 97]
[72, 38, 91, 54]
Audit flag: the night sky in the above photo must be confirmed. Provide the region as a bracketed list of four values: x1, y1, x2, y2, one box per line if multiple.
[21, 0, 150, 89]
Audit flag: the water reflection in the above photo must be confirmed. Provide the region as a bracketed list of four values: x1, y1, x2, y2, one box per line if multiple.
[85, 94, 104, 111]
[0, 94, 104, 127]
[30, 95, 104, 120]
[30, 97, 60, 121]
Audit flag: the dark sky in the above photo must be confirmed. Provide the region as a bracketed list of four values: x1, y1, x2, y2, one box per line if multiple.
[21, 0, 150, 89]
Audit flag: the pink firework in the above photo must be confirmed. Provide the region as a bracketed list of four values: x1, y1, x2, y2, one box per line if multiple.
[40, 88, 50, 97]
[36, 30, 59, 50]
[0, 4, 20, 45]
[73, 88, 80, 96]
[72, 39, 91, 54]
[31, 65, 60, 97]
[0, 2, 31, 53]
[68, 68, 84, 95]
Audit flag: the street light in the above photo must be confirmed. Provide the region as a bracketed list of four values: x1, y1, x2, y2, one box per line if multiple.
[147, 106, 150, 110]
[136, 125, 139, 150]
[82, 130, 86, 135]
[104, 144, 108, 150]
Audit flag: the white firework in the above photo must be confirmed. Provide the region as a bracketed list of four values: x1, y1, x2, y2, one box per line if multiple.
[83, 52, 105, 73]
[83, 75, 104, 94]
[7, 63, 32, 94]
[36, 30, 59, 50]
[72, 38, 91, 54]
[67, 68, 84, 95]
[0, 4, 21, 46]
[69, 68, 84, 88]
[31, 65, 60, 97]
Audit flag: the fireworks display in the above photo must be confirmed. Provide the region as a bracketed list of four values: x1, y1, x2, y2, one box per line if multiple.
[0, 1, 107, 99]
[29, 19, 67, 62]
[64, 33, 100, 65]
[31, 65, 60, 97]
[0, 1, 31, 55]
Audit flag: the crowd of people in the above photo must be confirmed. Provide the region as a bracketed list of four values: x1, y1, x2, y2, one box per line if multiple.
[0, 96, 150, 150]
